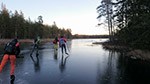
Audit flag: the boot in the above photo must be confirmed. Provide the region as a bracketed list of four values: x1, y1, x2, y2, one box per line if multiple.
[10, 75, 15, 83]
[36, 53, 39, 56]
[65, 52, 69, 55]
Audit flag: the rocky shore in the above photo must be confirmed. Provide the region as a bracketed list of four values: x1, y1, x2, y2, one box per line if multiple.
[93, 41, 150, 61]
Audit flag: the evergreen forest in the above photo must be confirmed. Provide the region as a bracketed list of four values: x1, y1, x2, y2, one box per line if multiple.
[0, 4, 72, 39]
[97, 0, 150, 49]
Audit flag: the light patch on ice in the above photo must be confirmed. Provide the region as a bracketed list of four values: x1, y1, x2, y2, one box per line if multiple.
[15, 79, 30, 84]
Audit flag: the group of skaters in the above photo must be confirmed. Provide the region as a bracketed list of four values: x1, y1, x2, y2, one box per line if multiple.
[53, 36, 69, 55]
[0, 35, 69, 84]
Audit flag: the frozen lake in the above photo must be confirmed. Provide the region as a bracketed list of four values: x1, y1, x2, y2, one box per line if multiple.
[1, 39, 150, 84]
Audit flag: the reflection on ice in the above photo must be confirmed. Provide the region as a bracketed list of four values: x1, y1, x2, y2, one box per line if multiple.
[59, 54, 69, 73]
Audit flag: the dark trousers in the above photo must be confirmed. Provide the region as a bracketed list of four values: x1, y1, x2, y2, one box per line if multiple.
[31, 44, 38, 55]
[61, 44, 67, 53]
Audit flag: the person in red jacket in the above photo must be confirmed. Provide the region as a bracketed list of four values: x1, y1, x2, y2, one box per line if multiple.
[59, 36, 68, 55]
[0, 39, 20, 83]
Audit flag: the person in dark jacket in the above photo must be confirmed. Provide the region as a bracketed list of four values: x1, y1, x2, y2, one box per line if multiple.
[0, 39, 20, 82]
[30, 36, 40, 56]
[53, 37, 59, 51]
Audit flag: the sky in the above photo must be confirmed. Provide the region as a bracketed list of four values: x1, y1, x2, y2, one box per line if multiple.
[0, 0, 108, 35]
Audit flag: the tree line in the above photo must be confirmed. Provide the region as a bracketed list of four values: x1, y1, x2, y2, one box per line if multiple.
[0, 4, 72, 39]
[97, 0, 150, 49]
[73, 34, 109, 38]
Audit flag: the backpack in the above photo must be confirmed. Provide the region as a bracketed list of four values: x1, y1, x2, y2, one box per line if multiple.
[5, 41, 16, 54]
[60, 38, 65, 45]
[53, 40, 57, 44]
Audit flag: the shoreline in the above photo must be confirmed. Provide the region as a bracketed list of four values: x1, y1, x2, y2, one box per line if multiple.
[0, 38, 72, 45]
[93, 41, 150, 61]
[0, 39, 54, 45]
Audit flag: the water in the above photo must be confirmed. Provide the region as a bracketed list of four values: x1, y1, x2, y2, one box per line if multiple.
[0, 39, 150, 84]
